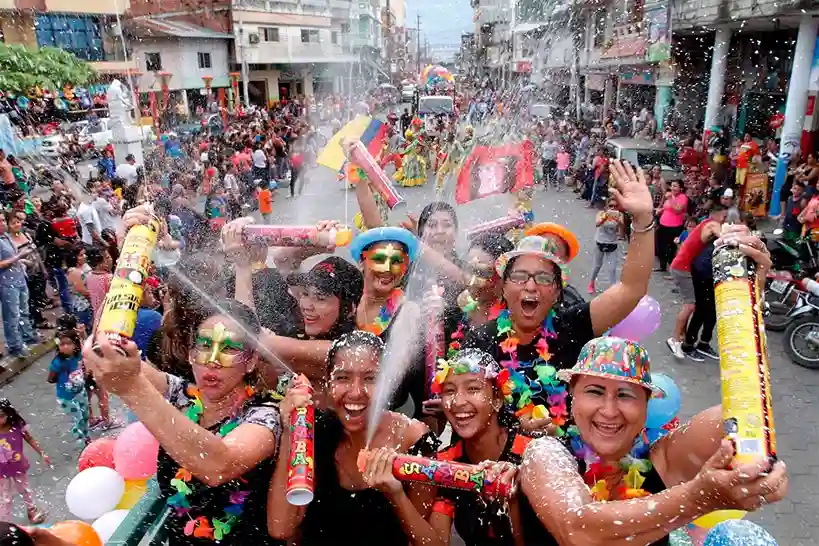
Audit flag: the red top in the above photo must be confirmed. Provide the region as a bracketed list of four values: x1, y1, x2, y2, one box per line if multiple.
[671, 219, 717, 272]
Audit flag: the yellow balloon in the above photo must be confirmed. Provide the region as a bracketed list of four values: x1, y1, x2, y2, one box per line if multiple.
[692, 510, 746, 529]
[116, 479, 148, 510]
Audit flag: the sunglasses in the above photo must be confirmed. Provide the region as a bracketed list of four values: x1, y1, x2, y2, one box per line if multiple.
[507, 270, 557, 286]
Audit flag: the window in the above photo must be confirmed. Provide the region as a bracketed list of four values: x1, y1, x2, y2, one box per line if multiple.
[592, 9, 606, 47]
[262, 27, 280, 42]
[35, 14, 103, 61]
[300, 29, 319, 43]
[340, 23, 350, 34]
[197, 52, 212, 69]
[145, 52, 163, 71]
[331, 31, 338, 44]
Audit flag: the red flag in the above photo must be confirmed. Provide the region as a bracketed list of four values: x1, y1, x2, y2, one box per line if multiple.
[455, 140, 534, 204]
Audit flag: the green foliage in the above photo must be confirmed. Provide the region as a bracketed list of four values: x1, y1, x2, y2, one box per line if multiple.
[0, 44, 95, 95]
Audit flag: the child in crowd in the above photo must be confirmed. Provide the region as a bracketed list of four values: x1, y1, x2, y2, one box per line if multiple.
[0, 399, 48, 523]
[47, 320, 89, 448]
[588, 198, 624, 293]
[257, 180, 273, 222]
[555, 145, 571, 191]
[675, 216, 698, 247]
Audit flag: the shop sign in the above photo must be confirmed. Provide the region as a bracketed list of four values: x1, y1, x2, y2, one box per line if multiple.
[619, 69, 655, 86]
[601, 36, 646, 59]
[586, 74, 605, 91]
[515, 61, 532, 73]
[645, 7, 671, 63]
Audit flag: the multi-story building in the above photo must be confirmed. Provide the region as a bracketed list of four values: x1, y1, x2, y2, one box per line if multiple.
[0, 0, 136, 75]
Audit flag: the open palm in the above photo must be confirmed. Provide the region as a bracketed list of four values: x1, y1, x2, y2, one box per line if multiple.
[609, 160, 654, 219]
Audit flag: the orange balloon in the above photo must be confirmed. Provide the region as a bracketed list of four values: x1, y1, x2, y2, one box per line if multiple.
[50, 521, 103, 546]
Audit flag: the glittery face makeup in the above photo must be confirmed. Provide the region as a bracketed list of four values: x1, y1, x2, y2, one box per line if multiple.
[363, 243, 408, 276]
[194, 322, 251, 369]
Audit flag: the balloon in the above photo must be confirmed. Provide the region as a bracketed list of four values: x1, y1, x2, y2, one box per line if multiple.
[645, 373, 682, 429]
[116, 479, 149, 510]
[609, 296, 661, 341]
[78, 437, 117, 472]
[704, 520, 778, 546]
[66, 467, 126, 520]
[113, 422, 159, 480]
[50, 521, 103, 546]
[92, 510, 129, 542]
[693, 510, 746, 530]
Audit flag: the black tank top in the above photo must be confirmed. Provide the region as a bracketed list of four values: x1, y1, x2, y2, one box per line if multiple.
[436, 432, 670, 546]
[299, 411, 439, 546]
[436, 431, 551, 546]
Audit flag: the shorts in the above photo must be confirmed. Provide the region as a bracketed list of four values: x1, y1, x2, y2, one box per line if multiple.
[671, 269, 696, 304]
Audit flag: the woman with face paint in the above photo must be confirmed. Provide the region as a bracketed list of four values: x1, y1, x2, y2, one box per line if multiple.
[83, 300, 283, 546]
[520, 337, 789, 546]
[463, 161, 656, 434]
[267, 331, 443, 546]
[427, 349, 553, 546]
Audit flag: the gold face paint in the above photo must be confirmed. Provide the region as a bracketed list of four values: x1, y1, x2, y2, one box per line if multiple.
[194, 322, 250, 369]
[364, 244, 408, 276]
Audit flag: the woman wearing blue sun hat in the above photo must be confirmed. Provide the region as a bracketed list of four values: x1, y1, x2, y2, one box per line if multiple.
[520, 336, 789, 546]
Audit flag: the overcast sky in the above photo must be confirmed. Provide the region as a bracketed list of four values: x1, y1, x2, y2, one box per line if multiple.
[405, 0, 473, 60]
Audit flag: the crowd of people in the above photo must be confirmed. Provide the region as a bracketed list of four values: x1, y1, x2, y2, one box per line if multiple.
[0, 88, 793, 546]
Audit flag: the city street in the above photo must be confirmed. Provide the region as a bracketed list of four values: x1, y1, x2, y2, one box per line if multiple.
[1, 164, 817, 544]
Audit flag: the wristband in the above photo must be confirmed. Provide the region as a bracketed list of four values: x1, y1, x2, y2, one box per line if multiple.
[631, 218, 656, 233]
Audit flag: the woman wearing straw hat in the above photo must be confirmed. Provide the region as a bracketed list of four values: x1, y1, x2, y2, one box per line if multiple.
[521, 336, 789, 546]
[463, 160, 656, 433]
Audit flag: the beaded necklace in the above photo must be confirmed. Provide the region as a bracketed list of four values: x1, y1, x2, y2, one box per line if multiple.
[361, 288, 404, 336]
[167, 385, 255, 541]
[494, 307, 569, 434]
[566, 424, 670, 501]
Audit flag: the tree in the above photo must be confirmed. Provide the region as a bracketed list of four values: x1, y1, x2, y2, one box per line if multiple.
[0, 44, 95, 95]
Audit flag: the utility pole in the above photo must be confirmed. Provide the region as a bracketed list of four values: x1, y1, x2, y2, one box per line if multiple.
[416, 14, 421, 74]
[237, 2, 251, 107]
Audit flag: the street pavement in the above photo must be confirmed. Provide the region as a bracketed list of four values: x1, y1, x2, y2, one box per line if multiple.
[1, 160, 817, 544]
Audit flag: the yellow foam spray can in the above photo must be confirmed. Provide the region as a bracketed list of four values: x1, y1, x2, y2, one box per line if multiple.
[96, 215, 161, 346]
[712, 243, 777, 465]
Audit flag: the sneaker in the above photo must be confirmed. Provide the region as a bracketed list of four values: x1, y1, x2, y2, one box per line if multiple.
[587, 281, 595, 294]
[683, 343, 705, 362]
[666, 338, 684, 359]
[696, 343, 720, 360]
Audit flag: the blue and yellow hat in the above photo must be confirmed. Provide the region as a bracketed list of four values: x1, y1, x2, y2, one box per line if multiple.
[349, 226, 420, 263]
[556, 337, 665, 397]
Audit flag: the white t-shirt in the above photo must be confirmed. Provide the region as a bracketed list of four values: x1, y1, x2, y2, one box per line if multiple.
[115, 162, 139, 186]
[224, 173, 237, 192]
[93, 197, 119, 233]
[77, 202, 102, 245]
[252, 149, 267, 168]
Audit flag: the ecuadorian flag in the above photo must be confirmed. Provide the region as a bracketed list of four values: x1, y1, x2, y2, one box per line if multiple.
[317, 115, 388, 173]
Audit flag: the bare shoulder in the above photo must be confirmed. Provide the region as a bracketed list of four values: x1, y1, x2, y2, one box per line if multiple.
[385, 411, 430, 450]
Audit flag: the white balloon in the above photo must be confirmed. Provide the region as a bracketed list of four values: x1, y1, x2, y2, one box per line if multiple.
[65, 467, 126, 520]
[92, 510, 129, 542]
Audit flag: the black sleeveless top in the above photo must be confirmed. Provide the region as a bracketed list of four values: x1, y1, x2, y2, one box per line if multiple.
[436, 432, 670, 546]
[299, 410, 440, 546]
[435, 431, 551, 546]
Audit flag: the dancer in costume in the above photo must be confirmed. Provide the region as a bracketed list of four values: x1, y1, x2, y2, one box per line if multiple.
[394, 129, 428, 187]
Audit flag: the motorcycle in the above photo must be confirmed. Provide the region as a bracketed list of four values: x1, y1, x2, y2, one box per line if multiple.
[766, 228, 819, 277]
[764, 270, 804, 331]
[783, 292, 819, 369]
[31, 164, 64, 188]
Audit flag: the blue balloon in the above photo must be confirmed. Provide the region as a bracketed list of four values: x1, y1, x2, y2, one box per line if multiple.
[645, 372, 681, 429]
[268, 180, 278, 190]
[704, 520, 778, 546]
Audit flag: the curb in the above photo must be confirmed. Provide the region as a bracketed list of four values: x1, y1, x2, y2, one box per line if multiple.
[0, 337, 55, 388]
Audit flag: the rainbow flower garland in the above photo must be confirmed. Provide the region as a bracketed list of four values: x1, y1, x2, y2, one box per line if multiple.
[167, 386, 255, 541]
[494, 307, 570, 433]
[566, 423, 674, 501]
[362, 288, 404, 336]
[447, 298, 504, 358]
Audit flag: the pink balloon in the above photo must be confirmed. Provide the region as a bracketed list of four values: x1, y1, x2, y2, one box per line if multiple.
[609, 296, 661, 341]
[113, 422, 159, 480]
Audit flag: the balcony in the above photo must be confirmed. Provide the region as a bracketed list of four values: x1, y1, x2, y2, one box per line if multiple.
[476, 5, 511, 25]
[673, 0, 799, 30]
[241, 34, 356, 63]
[45, 0, 128, 14]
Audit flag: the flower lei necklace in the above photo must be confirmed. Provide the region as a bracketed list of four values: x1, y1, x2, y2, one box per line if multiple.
[494, 307, 569, 434]
[167, 385, 255, 541]
[447, 297, 504, 358]
[361, 288, 404, 336]
[566, 424, 671, 501]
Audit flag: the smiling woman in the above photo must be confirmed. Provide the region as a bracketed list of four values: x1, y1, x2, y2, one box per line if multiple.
[267, 331, 441, 546]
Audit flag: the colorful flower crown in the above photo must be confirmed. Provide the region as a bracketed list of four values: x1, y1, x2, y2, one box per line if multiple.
[430, 349, 501, 395]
